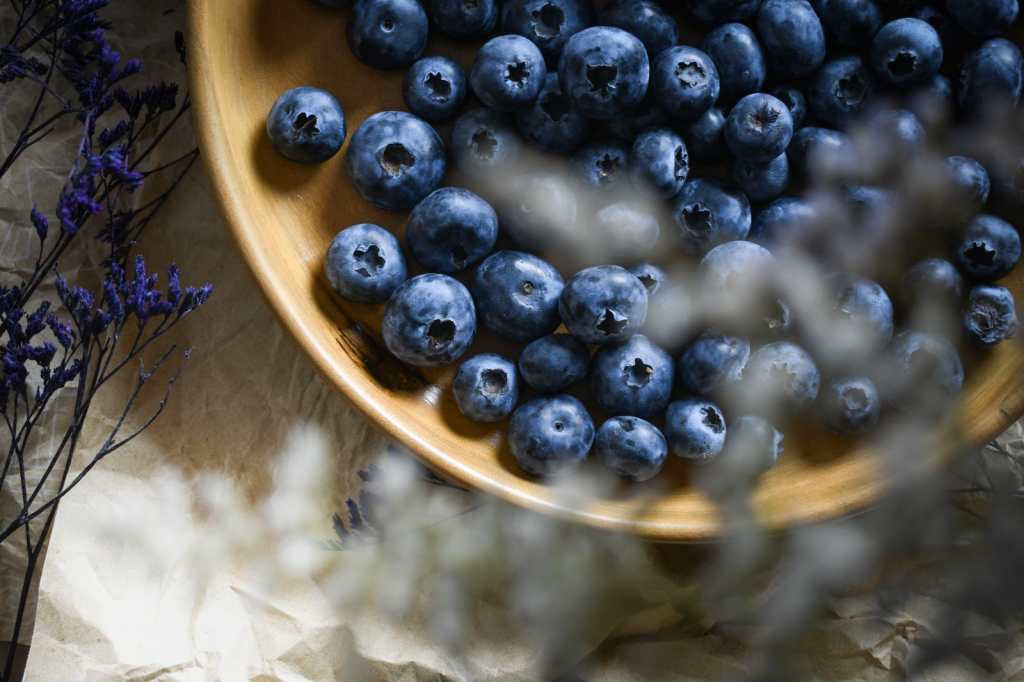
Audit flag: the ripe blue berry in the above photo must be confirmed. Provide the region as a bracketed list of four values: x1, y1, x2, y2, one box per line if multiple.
[750, 196, 817, 250]
[628, 263, 666, 296]
[508, 395, 595, 476]
[651, 46, 720, 122]
[723, 414, 784, 471]
[733, 153, 789, 203]
[819, 376, 881, 434]
[683, 107, 727, 162]
[593, 202, 662, 260]
[502, 0, 594, 63]
[470, 35, 547, 111]
[518, 334, 590, 392]
[831, 276, 895, 353]
[963, 284, 1018, 345]
[816, 0, 882, 48]
[559, 265, 649, 345]
[946, 0, 1019, 38]
[573, 140, 630, 189]
[787, 126, 850, 179]
[955, 214, 1022, 282]
[629, 128, 689, 199]
[472, 250, 565, 342]
[702, 23, 766, 105]
[558, 26, 650, 120]
[591, 334, 674, 417]
[903, 258, 964, 308]
[427, 0, 498, 39]
[595, 416, 668, 482]
[756, 0, 826, 80]
[347, 0, 428, 69]
[770, 86, 807, 129]
[672, 178, 752, 255]
[677, 331, 751, 398]
[885, 331, 964, 413]
[382, 274, 477, 366]
[945, 155, 991, 209]
[325, 223, 408, 303]
[699, 240, 774, 290]
[266, 87, 346, 164]
[871, 18, 944, 86]
[451, 108, 522, 173]
[808, 56, 875, 128]
[405, 187, 498, 273]
[403, 56, 467, 123]
[598, 0, 680, 58]
[958, 39, 1024, 115]
[725, 93, 794, 164]
[665, 399, 727, 462]
[516, 73, 591, 153]
[745, 341, 821, 409]
[453, 353, 520, 422]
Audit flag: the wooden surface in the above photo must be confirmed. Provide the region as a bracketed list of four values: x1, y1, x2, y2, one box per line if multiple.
[186, 0, 1024, 540]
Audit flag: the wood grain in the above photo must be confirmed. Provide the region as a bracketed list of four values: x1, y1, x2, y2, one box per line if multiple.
[186, 0, 1024, 540]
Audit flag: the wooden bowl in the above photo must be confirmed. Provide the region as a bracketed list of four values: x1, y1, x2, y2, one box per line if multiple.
[187, 0, 1024, 540]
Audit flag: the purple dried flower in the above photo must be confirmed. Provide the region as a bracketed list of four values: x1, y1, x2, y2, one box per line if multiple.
[30, 207, 49, 240]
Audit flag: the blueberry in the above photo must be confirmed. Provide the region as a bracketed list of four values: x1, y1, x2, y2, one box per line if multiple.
[405, 187, 498, 273]
[749, 196, 817, 249]
[867, 108, 926, 150]
[427, 0, 498, 39]
[558, 26, 650, 120]
[672, 178, 752, 255]
[508, 395, 595, 476]
[771, 85, 807, 129]
[912, 5, 958, 51]
[470, 35, 547, 111]
[498, 172, 579, 249]
[819, 376, 880, 434]
[954, 214, 1022, 282]
[871, 18, 943, 87]
[832, 276, 895, 349]
[516, 73, 591, 152]
[808, 56, 875, 128]
[733, 153, 789, 203]
[721, 414, 783, 471]
[573, 140, 630, 189]
[347, 0, 428, 69]
[946, 0, 1019, 38]
[453, 353, 520, 422]
[472, 251, 564, 341]
[702, 23, 766, 105]
[903, 258, 964, 308]
[629, 262, 666, 296]
[677, 331, 751, 397]
[745, 341, 821, 409]
[559, 265, 649, 345]
[651, 46, 721, 122]
[598, 0, 680, 58]
[382, 274, 477, 366]
[945, 155, 991, 209]
[345, 111, 445, 211]
[665, 399, 728, 462]
[959, 39, 1024, 115]
[963, 284, 1019, 345]
[815, 0, 882, 48]
[502, 0, 593, 63]
[591, 334, 674, 417]
[885, 330, 964, 412]
[266, 87, 346, 164]
[403, 56, 467, 123]
[629, 128, 689, 199]
[725, 93, 793, 164]
[325, 223, 408, 303]
[756, 0, 826, 80]
[518, 333, 590, 392]
[451, 108, 522, 173]
[683, 107, 728, 162]
[595, 416, 668, 482]
[787, 126, 850, 179]
[687, 0, 763, 24]
[593, 202, 662, 260]
[698, 240, 774, 290]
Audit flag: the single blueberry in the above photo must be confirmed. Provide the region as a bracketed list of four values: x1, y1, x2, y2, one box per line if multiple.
[815, 0, 882, 48]
[427, 0, 499, 39]
[866, 108, 926, 151]
[756, 0, 826, 80]
[683, 107, 728, 162]
[819, 376, 880, 434]
[497, 172, 579, 249]
[749, 196, 817, 250]
[472, 250, 564, 341]
[595, 416, 669, 482]
[808, 56, 875, 128]
[559, 265, 649, 345]
[699, 240, 774, 290]
[721, 414, 783, 472]
[945, 155, 991, 209]
[629, 128, 689, 199]
[347, 0, 428, 69]
[963, 284, 1019, 345]
[382, 274, 477, 366]
[885, 330, 964, 412]
[733, 153, 789, 203]
[903, 258, 964, 309]
[593, 202, 662, 261]
[871, 18, 944, 87]
[508, 395, 595, 476]
[516, 73, 591, 153]
[470, 35, 548, 111]
[954, 214, 1022, 281]
[651, 46, 721, 122]
[573, 140, 630, 189]
[266, 87, 346, 164]
[405, 187, 498, 273]
[629, 263, 666, 297]
[451, 108, 522, 173]
[959, 39, 1024, 115]
[745, 341, 821, 409]
[518, 333, 590, 392]
[677, 331, 751, 397]
[453, 353, 520, 422]
[725, 93, 793, 164]
[403, 56, 468, 123]
[345, 111, 446, 211]
[665, 399, 728, 463]
[598, 0, 680, 58]
[325, 223, 408, 303]
[787, 126, 850, 179]
[831, 275, 895, 353]
[702, 23, 766, 105]
[672, 178, 752, 255]
[771, 85, 807, 129]
[946, 0, 1019, 38]
[686, 0, 762, 24]
[558, 26, 651, 120]
[591, 334, 674, 417]
[501, 0, 594, 63]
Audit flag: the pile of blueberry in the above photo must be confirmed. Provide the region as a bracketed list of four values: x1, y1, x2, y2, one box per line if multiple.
[267, 0, 1023, 484]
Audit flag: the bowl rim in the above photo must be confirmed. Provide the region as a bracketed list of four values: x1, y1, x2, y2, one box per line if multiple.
[185, 0, 1024, 541]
